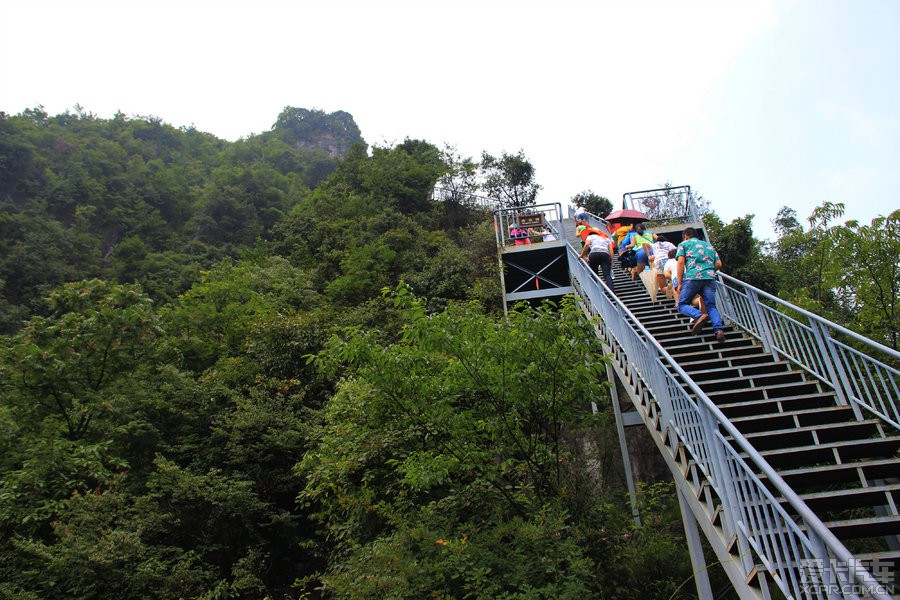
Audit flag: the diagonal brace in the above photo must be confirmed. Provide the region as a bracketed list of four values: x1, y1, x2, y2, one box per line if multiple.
[507, 254, 567, 293]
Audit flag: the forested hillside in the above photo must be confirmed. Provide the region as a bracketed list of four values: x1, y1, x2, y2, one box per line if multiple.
[1, 105, 896, 599]
[0, 107, 713, 599]
[0, 106, 369, 332]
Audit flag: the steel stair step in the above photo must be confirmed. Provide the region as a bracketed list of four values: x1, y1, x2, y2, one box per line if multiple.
[675, 352, 779, 372]
[737, 420, 886, 452]
[797, 483, 900, 516]
[853, 549, 900, 583]
[750, 437, 900, 470]
[729, 405, 856, 433]
[766, 458, 900, 494]
[681, 370, 808, 393]
[822, 515, 900, 543]
[664, 338, 760, 360]
[675, 361, 793, 384]
[631, 306, 681, 320]
[706, 380, 825, 404]
[657, 333, 748, 353]
[717, 393, 838, 418]
[672, 350, 772, 371]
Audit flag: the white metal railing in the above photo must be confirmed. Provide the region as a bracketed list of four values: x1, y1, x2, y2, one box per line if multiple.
[566, 245, 893, 600]
[569, 206, 610, 231]
[717, 272, 900, 431]
[623, 185, 700, 225]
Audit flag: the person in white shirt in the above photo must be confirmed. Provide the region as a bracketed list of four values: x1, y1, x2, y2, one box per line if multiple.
[579, 232, 615, 292]
[651, 239, 676, 271]
[662, 248, 679, 299]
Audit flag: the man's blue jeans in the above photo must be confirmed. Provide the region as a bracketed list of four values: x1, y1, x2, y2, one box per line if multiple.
[678, 279, 723, 332]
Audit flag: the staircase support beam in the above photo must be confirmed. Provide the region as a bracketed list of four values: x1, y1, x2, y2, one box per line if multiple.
[605, 356, 642, 526]
[678, 487, 715, 600]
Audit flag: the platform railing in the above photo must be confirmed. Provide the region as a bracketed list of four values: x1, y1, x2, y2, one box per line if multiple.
[623, 185, 700, 225]
[494, 203, 565, 248]
[566, 245, 892, 599]
[716, 272, 900, 431]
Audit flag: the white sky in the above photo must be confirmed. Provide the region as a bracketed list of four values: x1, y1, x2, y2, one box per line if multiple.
[2, 0, 898, 241]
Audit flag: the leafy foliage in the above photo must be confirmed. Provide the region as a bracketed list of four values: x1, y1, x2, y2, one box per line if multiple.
[703, 212, 779, 292]
[0, 106, 362, 329]
[767, 203, 900, 349]
[480, 150, 542, 208]
[298, 290, 700, 597]
[571, 190, 613, 218]
[2, 280, 159, 440]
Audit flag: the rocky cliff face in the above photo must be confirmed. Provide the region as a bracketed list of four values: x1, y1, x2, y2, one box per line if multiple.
[271, 107, 366, 158]
[291, 130, 355, 158]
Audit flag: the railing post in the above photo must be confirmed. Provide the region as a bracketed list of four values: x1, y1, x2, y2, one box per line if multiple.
[807, 531, 845, 600]
[810, 318, 863, 420]
[746, 286, 778, 360]
[698, 402, 750, 574]
[651, 348, 676, 445]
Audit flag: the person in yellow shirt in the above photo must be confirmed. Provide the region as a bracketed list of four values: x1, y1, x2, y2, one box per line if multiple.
[622, 223, 657, 279]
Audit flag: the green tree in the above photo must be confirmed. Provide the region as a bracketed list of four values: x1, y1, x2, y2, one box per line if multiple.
[830, 209, 900, 349]
[480, 150, 542, 208]
[361, 139, 446, 215]
[703, 212, 778, 292]
[299, 289, 698, 597]
[571, 190, 612, 219]
[2, 279, 159, 440]
[161, 255, 321, 374]
[768, 202, 900, 348]
[435, 145, 486, 229]
[770, 202, 845, 316]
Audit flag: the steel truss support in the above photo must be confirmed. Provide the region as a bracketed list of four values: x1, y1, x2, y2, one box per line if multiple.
[505, 253, 569, 294]
[677, 487, 714, 599]
[604, 356, 642, 526]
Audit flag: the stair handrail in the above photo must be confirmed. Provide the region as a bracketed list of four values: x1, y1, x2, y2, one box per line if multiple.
[566, 245, 892, 599]
[716, 272, 900, 431]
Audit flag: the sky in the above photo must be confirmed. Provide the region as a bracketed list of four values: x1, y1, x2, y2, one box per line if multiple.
[1, 0, 898, 241]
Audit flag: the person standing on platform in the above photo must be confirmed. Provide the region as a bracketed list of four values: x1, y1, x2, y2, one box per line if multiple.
[675, 227, 725, 343]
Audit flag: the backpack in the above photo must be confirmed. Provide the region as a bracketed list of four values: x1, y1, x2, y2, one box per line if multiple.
[619, 248, 637, 268]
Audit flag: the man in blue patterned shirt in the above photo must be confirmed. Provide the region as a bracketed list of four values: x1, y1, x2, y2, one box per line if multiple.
[675, 227, 725, 343]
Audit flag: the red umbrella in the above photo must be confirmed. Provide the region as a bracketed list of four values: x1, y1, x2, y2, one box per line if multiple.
[605, 208, 649, 223]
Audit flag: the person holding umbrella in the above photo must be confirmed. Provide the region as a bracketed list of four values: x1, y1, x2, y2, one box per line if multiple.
[605, 208, 649, 223]
[605, 208, 649, 256]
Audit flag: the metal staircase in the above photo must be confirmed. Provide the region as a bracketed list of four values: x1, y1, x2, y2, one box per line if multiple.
[620, 257, 899, 577]
[492, 197, 899, 599]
